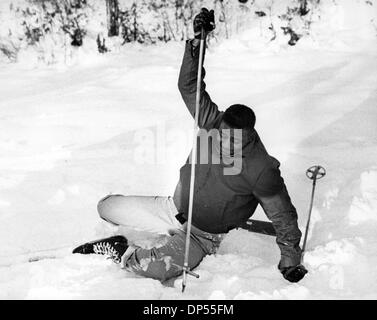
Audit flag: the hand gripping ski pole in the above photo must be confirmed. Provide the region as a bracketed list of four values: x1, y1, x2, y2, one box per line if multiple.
[181, 28, 206, 293]
[301, 165, 326, 263]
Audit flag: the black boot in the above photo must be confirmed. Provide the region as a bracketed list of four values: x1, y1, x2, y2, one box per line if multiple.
[72, 235, 128, 264]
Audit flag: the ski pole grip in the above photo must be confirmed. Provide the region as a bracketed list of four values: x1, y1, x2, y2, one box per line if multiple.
[306, 165, 326, 180]
[200, 28, 206, 40]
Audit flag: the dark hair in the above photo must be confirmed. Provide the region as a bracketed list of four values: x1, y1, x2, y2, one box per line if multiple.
[222, 104, 256, 129]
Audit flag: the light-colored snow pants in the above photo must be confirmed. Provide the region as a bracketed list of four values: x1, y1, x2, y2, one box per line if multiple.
[97, 195, 224, 282]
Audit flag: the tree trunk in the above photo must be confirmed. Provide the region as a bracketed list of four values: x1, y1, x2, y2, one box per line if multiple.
[106, 0, 120, 37]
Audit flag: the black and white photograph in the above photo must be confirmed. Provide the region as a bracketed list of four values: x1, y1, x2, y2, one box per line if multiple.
[0, 0, 376, 301]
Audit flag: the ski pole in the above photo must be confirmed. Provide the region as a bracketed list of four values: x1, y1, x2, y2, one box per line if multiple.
[301, 165, 326, 263]
[182, 28, 206, 293]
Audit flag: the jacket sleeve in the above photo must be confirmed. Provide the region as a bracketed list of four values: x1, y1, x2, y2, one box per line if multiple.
[178, 40, 221, 129]
[252, 162, 303, 270]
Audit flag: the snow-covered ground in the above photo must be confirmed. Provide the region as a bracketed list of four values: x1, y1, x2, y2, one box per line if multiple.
[1, 4, 377, 300]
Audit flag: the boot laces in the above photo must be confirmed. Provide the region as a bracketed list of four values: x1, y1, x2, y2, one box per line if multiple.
[93, 242, 121, 263]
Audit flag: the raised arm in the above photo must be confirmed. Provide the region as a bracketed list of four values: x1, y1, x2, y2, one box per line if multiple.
[178, 40, 221, 129]
[178, 9, 221, 129]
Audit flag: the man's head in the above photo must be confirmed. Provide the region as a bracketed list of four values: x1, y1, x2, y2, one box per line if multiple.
[222, 104, 256, 130]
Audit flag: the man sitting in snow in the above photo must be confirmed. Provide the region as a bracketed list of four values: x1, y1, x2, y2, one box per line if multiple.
[73, 8, 308, 284]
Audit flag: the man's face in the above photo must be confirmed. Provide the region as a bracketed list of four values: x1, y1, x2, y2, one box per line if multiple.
[218, 121, 250, 156]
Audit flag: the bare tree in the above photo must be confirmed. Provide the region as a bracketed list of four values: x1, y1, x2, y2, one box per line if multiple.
[106, 0, 120, 37]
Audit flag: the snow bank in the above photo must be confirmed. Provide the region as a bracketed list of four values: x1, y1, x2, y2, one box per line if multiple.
[1, 0, 376, 65]
[0, 0, 109, 66]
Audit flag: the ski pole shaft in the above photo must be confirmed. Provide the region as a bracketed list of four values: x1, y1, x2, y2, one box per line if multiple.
[301, 177, 316, 256]
[182, 28, 206, 293]
[301, 165, 326, 263]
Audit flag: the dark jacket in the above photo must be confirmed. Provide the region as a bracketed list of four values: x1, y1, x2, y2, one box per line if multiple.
[173, 40, 302, 269]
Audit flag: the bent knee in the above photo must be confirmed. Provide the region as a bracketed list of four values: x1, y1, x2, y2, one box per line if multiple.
[97, 194, 123, 220]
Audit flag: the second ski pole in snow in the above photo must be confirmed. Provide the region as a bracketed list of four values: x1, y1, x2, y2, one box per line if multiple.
[301, 165, 326, 263]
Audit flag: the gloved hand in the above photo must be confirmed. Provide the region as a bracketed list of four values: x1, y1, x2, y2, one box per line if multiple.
[281, 265, 308, 283]
[193, 8, 215, 39]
